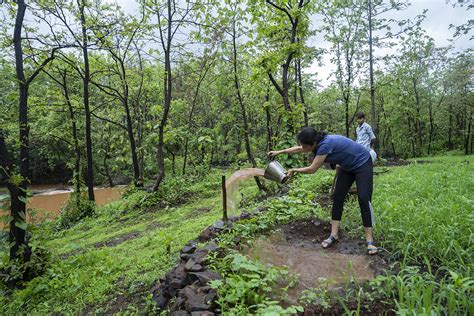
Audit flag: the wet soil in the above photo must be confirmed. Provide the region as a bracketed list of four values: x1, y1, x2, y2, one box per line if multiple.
[376, 159, 433, 167]
[244, 218, 390, 310]
[94, 231, 141, 248]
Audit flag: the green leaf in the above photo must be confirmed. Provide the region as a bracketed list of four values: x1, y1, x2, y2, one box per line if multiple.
[15, 221, 27, 230]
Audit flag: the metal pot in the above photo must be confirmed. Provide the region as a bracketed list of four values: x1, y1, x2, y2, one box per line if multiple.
[264, 160, 288, 184]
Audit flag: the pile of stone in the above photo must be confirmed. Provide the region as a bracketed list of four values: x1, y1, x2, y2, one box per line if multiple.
[152, 215, 245, 315]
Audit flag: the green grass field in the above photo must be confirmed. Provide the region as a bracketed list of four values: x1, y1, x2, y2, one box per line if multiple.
[1, 155, 473, 314]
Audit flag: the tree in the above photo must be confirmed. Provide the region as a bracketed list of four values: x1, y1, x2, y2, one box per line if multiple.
[91, 10, 145, 187]
[250, 0, 315, 131]
[365, 0, 423, 151]
[320, 0, 366, 137]
[2, 0, 66, 271]
[145, 0, 204, 191]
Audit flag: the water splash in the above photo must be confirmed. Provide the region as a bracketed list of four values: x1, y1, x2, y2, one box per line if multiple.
[225, 168, 264, 212]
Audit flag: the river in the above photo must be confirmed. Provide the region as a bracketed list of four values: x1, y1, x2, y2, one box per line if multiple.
[0, 185, 124, 230]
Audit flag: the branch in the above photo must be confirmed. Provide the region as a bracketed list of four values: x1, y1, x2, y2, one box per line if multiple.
[91, 112, 127, 130]
[26, 47, 60, 85]
[90, 79, 124, 100]
[48, 133, 73, 147]
[268, 72, 284, 97]
[266, 0, 294, 25]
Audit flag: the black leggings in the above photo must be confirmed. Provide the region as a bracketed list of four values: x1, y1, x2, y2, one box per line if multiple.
[332, 159, 374, 227]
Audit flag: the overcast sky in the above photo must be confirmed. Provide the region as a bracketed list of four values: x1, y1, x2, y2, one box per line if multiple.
[306, 0, 473, 86]
[2, 0, 470, 86]
[112, 0, 471, 87]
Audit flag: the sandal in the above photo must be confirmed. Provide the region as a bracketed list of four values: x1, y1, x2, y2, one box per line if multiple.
[367, 242, 378, 255]
[321, 235, 338, 248]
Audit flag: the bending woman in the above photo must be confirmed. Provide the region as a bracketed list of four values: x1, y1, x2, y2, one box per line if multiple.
[268, 127, 378, 255]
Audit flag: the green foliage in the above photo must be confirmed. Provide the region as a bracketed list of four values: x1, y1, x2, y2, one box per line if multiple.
[55, 193, 95, 230]
[1, 229, 50, 289]
[209, 253, 303, 314]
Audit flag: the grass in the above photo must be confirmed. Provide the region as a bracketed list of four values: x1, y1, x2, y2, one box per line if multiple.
[0, 168, 263, 314]
[0, 155, 473, 314]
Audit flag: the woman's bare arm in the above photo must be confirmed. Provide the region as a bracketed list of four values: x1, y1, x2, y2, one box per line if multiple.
[268, 146, 304, 157]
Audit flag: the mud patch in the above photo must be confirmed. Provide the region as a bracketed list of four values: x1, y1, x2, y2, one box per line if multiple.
[244, 218, 388, 305]
[94, 231, 141, 248]
[146, 221, 168, 231]
[189, 206, 213, 217]
[313, 193, 333, 210]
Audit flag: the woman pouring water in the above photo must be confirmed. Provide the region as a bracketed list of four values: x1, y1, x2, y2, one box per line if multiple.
[268, 127, 378, 255]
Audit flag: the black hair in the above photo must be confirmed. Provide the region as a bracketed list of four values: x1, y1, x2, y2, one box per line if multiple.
[356, 112, 365, 119]
[297, 127, 327, 146]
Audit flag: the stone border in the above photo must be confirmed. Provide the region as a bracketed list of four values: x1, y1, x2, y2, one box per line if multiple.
[151, 210, 258, 316]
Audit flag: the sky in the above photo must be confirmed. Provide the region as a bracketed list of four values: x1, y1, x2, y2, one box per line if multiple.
[1, 0, 471, 87]
[112, 0, 472, 87]
[306, 0, 473, 86]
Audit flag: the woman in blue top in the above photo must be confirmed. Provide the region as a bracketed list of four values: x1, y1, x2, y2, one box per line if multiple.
[268, 127, 378, 255]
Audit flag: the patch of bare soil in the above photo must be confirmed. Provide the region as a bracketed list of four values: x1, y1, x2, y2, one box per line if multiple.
[245, 218, 391, 314]
[189, 206, 213, 217]
[146, 221, 168, 230]
[376, 158, 433, 167]
[94, 231, 141, 248]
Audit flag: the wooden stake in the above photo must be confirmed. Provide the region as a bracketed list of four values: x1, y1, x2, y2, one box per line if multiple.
[222, 174, 228, 222]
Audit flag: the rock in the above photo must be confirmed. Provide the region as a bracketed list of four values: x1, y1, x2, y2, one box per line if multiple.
[169, 264, 188, 293]
[189, 249, 209, 265]
[180, 253, 191, 261]
[182, 285, 210, 312]
[185, 259, 196, 271]
[277, 186, 289, 196]
[171, 311, 189, 316]
[153, 293, 169, 310]
[198, 227, 215, 242]
[202, 242, 219, 252]
[182, 244, 197, 254]
[252, 206, 266, 214]
[240, 211, 251, 219]
[189, 264, 203, 272]
[191, 312, 214, 316]
[205, 289, 217, 303]
[212, 220, 225, 230]
[187, 270, 221, 286]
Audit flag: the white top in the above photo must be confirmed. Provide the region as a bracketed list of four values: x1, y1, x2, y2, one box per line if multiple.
[356, 122, 376, 150]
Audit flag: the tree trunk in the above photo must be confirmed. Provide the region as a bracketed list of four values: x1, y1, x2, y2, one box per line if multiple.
[448, 103, 453, 150]
[344, 94, 350, 137]
[265, 87, 272, 151]
[294, 59, 298, 105]
[183, 137, 189, 176]
[412, 78, 423, 150]
[407, 115, 416, 157]
[61, 71, 81, 205]
[123, 97, 140, 187]
[182, 58, 211, 175]
[232, 19, 265, 191]
[11, 0, 30, 264]
[153, 0, 172, 192]
[117, 58, 141, 187]
[380, 97, 395, 157]
[465, 103, 472, 155]
[79, 0, 95, 202]
[297, 59, 308, 126]
[265, 0, 307, 128]
[368, 0, 377, 151]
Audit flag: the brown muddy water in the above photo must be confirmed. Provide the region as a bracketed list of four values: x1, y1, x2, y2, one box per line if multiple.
[225, 168, 264, 212]
[0, 185, 124, 230]
[244, 219, 377, 305]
